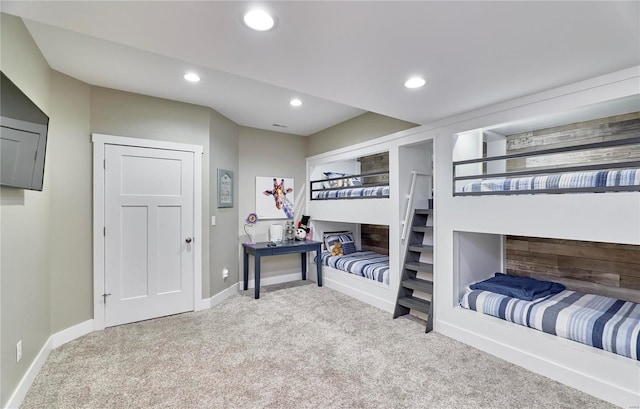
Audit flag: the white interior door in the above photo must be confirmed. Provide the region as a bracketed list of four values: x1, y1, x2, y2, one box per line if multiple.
[104, 144, 194, 327]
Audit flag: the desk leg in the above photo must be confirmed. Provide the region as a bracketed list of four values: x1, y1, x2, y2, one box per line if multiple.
[301, 252, 307, 281]
[243, 250, 249, 291]
[316, 249, 322, 287]
[254, 255, 261, 299]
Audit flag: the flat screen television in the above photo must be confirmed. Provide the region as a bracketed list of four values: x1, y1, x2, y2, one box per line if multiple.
[0, 71, 49, 191]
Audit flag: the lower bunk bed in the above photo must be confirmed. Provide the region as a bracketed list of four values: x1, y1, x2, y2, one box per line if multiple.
[312, 229, 395, 312]
[454, 273, 640, 407]
[460, 274, 640, 361]
[319, 251, 389, 285]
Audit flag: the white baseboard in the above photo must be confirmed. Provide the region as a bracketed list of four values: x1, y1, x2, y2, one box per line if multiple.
[5, 319, 95, 409]
[4, 337, 52, 409]
[200, 285, 238, 309]
[239, 271, 305, 291]
[51, 319, 94, 349]
[5, 283, 247, 409]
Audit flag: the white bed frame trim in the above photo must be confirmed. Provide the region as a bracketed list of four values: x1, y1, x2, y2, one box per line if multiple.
[438, 309, 640, 408]
[310, 262, 395, 313]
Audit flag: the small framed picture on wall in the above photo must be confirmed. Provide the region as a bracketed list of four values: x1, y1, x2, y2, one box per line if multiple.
[217, 169, 234, 208]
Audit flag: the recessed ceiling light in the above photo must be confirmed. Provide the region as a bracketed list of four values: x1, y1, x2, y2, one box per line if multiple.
[404, 76, 426, 89]
[183, 72, 200, 82]
[290, 98, 302, 107]
[243, 9, 275, 31]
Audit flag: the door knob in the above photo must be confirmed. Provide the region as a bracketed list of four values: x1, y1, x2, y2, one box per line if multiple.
[185, 237, 192, 243]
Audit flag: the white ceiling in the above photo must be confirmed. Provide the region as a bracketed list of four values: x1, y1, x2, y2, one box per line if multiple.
[2, 1, 639, 136]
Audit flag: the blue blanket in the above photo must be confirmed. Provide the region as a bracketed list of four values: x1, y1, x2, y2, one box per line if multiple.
[470, 273, 565, 301]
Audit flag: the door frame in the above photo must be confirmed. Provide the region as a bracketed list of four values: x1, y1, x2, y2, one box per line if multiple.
[92, 133, 203, 330]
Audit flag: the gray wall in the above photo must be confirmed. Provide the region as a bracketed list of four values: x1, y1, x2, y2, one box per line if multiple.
[0, 14, 52, 408]
[209, 110, 240, 296]
[0, 13, 414, 406]
[238, 127, 307, 280]
[48, 71, 92, 333]
[307, 112, 417, 156]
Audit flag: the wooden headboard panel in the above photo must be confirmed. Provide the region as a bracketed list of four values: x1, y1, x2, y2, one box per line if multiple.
[506, 236, 640, 303]
[361, 224, 389, 255]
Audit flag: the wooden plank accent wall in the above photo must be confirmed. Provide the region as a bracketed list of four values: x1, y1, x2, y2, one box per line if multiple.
[506, 236, 640, 302]
[505, 112, 640, 171]
[361, 224, 389, 255]
[359, 152, 389, 185]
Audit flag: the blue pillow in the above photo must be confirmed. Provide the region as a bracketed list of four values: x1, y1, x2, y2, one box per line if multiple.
[341, 241, 357, 255]
[470, 273, 565, 301]
[323, 172, 361, 188]
[323, 231, 354, 250]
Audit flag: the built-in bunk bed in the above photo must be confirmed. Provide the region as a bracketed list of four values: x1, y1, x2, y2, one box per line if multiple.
[320, 229, 390, 285]
[306, 151, 395, 311]
[453, 97, 640, 196]
[443, 92, 640, 407]
[306, 138, 434, 313]
[308, 151, 392, 225]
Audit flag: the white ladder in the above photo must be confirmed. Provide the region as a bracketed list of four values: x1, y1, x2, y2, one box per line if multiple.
[401, 171, 431, 242]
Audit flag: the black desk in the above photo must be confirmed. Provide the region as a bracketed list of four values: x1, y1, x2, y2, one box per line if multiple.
[242, 240, 323, 299]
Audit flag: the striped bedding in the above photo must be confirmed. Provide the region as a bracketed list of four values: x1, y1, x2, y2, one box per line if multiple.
[461, 168, 640, 192]
[320, 251, 389, 285]
[315, 185, 389, 199]
[461, 288, 640, 360]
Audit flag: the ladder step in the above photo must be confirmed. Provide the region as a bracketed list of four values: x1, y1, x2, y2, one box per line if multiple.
[412, 226, 433, 233]
[397, 296, 431, 314]
[408, 244, 433, 253]
[402, 278, 433, 293]
[414, 209, 433, 215]
[405, 261, 433, 273]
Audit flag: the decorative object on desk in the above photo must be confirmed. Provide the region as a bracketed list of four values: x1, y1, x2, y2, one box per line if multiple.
[296, 214, 311, 240]
[257, 176, 294, 219]
[295, 226, 309, 241]
[244, 212, 258, 244]
[217, 169, 234, 208]
[269, 223, 283, 243]
[285, 220, 296, 241]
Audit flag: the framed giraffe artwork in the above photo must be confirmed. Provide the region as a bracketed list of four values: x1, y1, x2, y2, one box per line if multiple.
[256, 176, 295, 219]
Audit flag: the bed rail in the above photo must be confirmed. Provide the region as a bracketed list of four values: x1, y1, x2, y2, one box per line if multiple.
[310, 170, 390, 200]
[453, 136, 640, 196]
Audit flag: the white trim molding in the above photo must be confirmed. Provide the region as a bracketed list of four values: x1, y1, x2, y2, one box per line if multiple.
[199, 285, 239, 310]
[52, 319, 94, 349]
[91, 133, 204, 330]
[4, 319, 94, 409]
[4, 341, 50, 409]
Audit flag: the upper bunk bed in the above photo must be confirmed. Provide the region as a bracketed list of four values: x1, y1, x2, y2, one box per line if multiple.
[452, 95, 640, 197]
[307, 151, 393, 225]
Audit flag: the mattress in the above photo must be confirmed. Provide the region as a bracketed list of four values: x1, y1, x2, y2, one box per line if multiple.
[320, 251, 389, 285]
[461, 168, 640, 192]
[314, 185, 389, 199]
[460, 288, 640, 360]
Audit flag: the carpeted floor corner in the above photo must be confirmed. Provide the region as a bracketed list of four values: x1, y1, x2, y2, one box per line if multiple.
[21, 282, 613, 408]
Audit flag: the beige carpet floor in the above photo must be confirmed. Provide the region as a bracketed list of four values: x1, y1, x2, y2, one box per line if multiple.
[21, 282, 613, 408]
